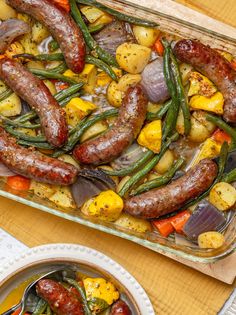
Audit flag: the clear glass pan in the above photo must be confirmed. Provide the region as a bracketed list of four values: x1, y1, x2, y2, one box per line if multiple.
[1, 0, 236, 263]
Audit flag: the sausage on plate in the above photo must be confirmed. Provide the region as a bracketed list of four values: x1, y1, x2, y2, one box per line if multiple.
[174, 39, 236, 123]
[73, 85, 148, 165]
[36, 279, 85, 315]
[110, 300, 132, 315]
[7, 0, 86, 73]
[124, 159, 218, 219]
[0, 127, 78, 185]
[0, 57, 68, 148]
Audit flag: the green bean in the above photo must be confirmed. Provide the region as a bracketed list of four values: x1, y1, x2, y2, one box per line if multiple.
[104, 150, 154, 176]
[118, 132, 179, 197]
[0, 88, 13, 102]
[76, 0, 159, 27]
[49, 62, 68, 74]
[131, 157, 185, 195]
[1, 116, 40, 129]
[70, 0, 118, 67]
[206, 113, 236, 148]
[182, 141, 229, 209]
[14, 52, 64, 62]
[4, 125, 46, 142]
[88, 23, 105, 33]
[222, 168, 236, 183]
[85, 55, 117, 81]
[12, 85, 83, 126]
[54, 83, 84, 102]
[49, 39, 60, 51]
[170, 50, 191, 135]
[64, 278, 92, 315]
[162, 40, 179, 140]
[32, 299, 47, 315]
[146, 100, 172, 121]
[18, 140, 54, 149]
[29, 68, 77, 84]
[14, 111, 37, 123]
[52, 109, 118, 157]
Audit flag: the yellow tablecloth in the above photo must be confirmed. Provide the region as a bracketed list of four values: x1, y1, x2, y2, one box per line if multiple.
[0, 1, 236, 314]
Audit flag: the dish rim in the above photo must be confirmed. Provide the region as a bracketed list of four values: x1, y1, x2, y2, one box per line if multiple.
[0, 243, 155, 315]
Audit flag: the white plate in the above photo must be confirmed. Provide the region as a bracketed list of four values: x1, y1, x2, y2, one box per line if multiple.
[0, 243, 154, 315]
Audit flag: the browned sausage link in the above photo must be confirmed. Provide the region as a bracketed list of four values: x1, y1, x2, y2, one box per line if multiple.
[110, 300, 132, 315]
[73, 85, 148, 165]
[0, 57, 68, 148]
[0, 127, 78, 185]
[124, 159, 218, 219]
[7, 0, 86, 73]
[173, 39, 236, 123]
[36, 279, 85, 315]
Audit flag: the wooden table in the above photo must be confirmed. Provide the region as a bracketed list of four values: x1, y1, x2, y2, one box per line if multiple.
[0, 1, 236, 314]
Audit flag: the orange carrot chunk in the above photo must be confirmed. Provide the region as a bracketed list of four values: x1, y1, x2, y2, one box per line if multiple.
[212, 128, 231, 144]
[7, 175, 31, 191]
[170, 210, 191, 234]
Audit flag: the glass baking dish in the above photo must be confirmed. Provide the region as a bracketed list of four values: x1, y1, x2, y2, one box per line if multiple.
[1, 0, 236, 263]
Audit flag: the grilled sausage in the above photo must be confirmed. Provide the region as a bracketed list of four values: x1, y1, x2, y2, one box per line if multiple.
[124, 159, 218, 219]
[73, 85, 148, 165]
[110, 300, 131, 315]
[0, 127, 78, 185]
[173, 39, 236, 123]
[0, 57, 68, 147]
[7, 0, 86, 74]
[36, 279, 84, 315]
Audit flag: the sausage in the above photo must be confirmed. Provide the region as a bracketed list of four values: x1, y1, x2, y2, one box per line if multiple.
[0, 57, 68, 148]
[0, 127, 78, 185]
[7, 0, 86, 73]
[124, 159, 218, 219]
[173, 39, 236, 123]
[73, 85, 148, 165]
[36, 279, 84, 315]
[110, 300, 131, 315]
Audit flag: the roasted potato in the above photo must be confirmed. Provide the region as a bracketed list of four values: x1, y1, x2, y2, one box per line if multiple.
[80, 120, 108, 142]
[115, 213, 151, 233]
[116, 43, 151, 74]
[154, 149, 174, 174]
[133, 26, 160, 47]
[49, 186, 76, 209]
[198, 231, 225, 249]
[0, 1, 16, 20]
[209, 182, 236, 211]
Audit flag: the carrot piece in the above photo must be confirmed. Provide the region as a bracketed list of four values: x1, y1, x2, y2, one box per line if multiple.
[231, 60, 236, 71]
[7, 175, 31, 191]
[11, 309, 29, 315]
[52, 0, 70, 13]
[170, 210, 191, 234]
[55, 81, 70, 92]
[212, 128, 231, 144]
[153, 218, 174, 237]
[153, 36, 164, 56]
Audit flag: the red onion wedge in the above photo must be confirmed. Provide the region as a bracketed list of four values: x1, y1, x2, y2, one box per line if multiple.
[94, 21, 131, 57]
[0, 19, 30, 53]
[0, 162, 16, 177]
[141, 58, 169, 103]
[183, 200, 226, 240]
[71, 169, 115, 208]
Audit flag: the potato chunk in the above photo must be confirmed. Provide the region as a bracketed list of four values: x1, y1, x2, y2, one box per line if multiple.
[116, 43, 151, 74]
[115, 213, 151, 233]
[198, 231, 225, 249]
[209, 182, 236, 211]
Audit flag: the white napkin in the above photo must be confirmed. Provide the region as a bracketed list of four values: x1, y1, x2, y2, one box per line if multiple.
[0, 228, 28, 263]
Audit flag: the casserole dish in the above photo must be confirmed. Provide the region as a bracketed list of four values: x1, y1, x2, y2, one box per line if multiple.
[0, 0, 235, 263]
